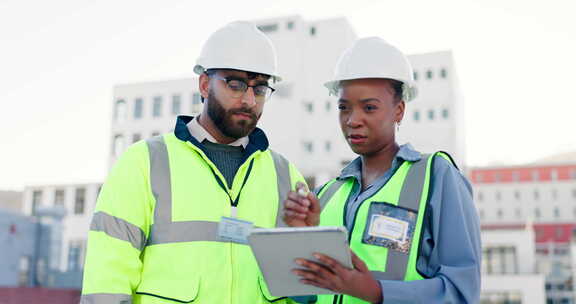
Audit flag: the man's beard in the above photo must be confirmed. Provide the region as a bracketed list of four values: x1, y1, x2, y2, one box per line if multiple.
[206, 91, 261, 139]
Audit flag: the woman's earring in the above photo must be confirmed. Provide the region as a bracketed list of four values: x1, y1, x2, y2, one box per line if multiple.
[396, 121, 401, 132]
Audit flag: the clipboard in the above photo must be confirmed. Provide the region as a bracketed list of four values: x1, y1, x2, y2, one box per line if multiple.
[247, 226, 352, 297]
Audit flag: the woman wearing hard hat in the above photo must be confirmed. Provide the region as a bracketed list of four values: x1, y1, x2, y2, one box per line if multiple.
[283, 37, 481, 303]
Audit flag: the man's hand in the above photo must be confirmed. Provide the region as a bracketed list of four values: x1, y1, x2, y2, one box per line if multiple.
[292, 251, 383, 303]
[282, 182, 321, 227]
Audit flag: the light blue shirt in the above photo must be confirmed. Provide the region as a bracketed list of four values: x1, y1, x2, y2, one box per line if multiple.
[306, 144, 481, 303]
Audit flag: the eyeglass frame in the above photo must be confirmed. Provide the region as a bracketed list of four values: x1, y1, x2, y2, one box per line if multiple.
[207, 73, 276, 101]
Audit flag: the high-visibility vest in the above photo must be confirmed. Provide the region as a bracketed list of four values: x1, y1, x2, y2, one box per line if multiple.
[315, 153, 454, 304]
[81, 133, 304, 304]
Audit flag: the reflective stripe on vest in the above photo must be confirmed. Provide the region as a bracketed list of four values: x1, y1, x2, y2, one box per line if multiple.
[80, 293, 132, 304]
[90, 211, 147, 251]
[318, 155, 431, 281]
[270, 150, 291, 228]
[146, 136, 291, 245]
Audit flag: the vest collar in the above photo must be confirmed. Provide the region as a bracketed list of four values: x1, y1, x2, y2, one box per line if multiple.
[337, 143, 422, 181]
[174, 115, 270, 162]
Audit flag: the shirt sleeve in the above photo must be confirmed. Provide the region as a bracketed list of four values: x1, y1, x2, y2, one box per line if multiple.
[379, 155, 482, 304]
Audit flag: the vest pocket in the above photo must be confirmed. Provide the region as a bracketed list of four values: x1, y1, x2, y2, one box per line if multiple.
[258, 276, 287, 303]
[135, 276, 200, 303]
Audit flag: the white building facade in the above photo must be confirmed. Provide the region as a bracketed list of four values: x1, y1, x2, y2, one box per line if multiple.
[481, 228, 546, 304]
[472, 155, 576, 303]
[22, 183, 101, 273]
[109, 15, 466, 187]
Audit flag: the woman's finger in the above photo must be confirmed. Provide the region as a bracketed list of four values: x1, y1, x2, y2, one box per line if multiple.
[350, 250, 369, 273]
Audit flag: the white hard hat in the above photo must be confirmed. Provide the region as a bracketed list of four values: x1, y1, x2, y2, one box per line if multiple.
[194, 21, 281, 82]
[324, 37, 417, 101]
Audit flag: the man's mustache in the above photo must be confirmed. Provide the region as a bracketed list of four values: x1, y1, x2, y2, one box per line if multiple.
[229, 108, 257, 120]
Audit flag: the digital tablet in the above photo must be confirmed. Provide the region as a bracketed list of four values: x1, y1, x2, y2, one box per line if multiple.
[247, 226, 352, 297]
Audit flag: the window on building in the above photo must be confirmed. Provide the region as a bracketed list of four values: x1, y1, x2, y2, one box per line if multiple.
[67, 240, 84, 271]
[573, 188, 576, 199]
[325, 141, 331, 152]
[287, 21, 294, 30]
[554, 207, 560, 219]
[440, 68, 448, 78]
[74, 188, 85, 215]
[514, 190, 521, 200]
[482, 246, 518, 275]
[114, 99, 127, 123]
[478, 192, 483, 202]
[497, 209, 503, 219]
[515, 208, 522, 219]
[428, 109, 434, 120]
[426, 70, 433, 79]
[32, 190, 42, 215]
[305, 102, 314, 113]
[54, 189, 65, 207]
[153, 96, 162, 118]
[480, 292, 521, 304]
[18, 256, 30, 286]
[134, 98, 143, 119]
[310, 26, 316, 36]
[552, 189, 558, 200]
[303, 142, 313, 153]
[535, 208, 541, 218]
[191, 92, 202, 113]
[413, 110, 420, 122]
[555, 226, 564, 238]
[132, 133, 141, 143]
[258, 23, 278, 33]
[534, 189, 540, 200]
[413, 71, 418, 81]
[442, 108, 449, 119]
[496, 191, 501, 201]
[573, 207, 576, 218]
[551, 169, 558, 180]
[477, 173, 483, 183]
[172, 94, 181, 115]
[479, 209, 484, 219]
[113, 134, 125, 158]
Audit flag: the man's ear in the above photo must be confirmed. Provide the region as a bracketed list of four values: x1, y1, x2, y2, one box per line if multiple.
[199, 73, 210, 100]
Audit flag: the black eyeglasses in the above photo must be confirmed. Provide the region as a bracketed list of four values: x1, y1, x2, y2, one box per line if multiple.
[209, 74, 275, 101]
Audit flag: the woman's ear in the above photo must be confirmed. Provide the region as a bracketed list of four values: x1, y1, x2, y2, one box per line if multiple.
[395, 100, 406, 123]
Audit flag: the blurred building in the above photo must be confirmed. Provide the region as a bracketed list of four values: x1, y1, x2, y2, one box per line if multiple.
[481, 227, 546, 303]
[109, 15, 467, 188]
[471, 152, 576, 303]
[0, 209, 36, 287]
[18, 183, 101, 288]
[0, 190, 23, 214]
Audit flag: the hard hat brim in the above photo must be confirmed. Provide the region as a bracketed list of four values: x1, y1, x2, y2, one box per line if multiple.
[324, 78, 417, 102]
[193, 64, 282, 83]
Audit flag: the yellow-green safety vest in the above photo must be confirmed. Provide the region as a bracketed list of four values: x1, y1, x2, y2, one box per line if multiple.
[81, 132, 305, 304]
[315, 152, 454, 304]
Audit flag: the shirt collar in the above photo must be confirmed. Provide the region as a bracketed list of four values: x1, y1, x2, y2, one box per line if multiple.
[337, 143, 422, 180]
[187, 115, 249, 148]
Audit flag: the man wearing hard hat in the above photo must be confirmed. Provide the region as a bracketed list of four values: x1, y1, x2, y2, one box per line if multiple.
[284, 37, 481, 303]
[81, 21, 306, 304]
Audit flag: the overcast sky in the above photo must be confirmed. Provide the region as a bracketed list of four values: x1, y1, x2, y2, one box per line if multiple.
[1, 0, 575, 190]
